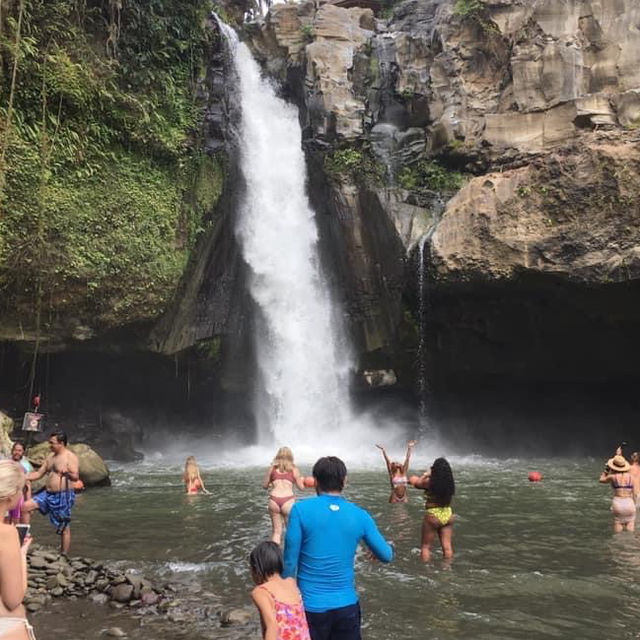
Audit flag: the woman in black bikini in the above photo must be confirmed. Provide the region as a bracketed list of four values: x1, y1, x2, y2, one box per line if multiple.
[263, 447, 306, 544]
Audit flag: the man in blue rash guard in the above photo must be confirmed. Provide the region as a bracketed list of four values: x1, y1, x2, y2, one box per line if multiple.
[283, 456, 393, 640]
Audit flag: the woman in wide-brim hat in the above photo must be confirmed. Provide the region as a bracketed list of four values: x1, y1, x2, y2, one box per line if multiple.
[599, 453, 638, 532]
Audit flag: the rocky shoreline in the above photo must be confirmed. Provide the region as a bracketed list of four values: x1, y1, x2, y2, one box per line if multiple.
[25, 545, 256, 637]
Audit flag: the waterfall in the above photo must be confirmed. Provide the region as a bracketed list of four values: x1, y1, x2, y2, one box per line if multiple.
[417, 233, 429, 427]
[218, 22, 366, 455]
[415, 196, 445, 436]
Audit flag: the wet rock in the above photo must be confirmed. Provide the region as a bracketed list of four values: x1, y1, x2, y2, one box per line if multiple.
[46, 575, 60, 590]
[51, 587, 64, 597]
[90, 593, 109, 605]
[220, 608, 254, 626]
[26, 602, 42, 613]
[111, 584, 134, 603]
[105, 627, 127, 637]
[29, 556, 47, 570]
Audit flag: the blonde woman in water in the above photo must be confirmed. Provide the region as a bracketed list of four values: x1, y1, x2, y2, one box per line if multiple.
[183, 456, 210, 495]
[263, 447, 306, 544]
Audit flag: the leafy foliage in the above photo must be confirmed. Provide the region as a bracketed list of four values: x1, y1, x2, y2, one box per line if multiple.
[453, 0, 484, 18]
[398, 160, 465, 193]
[324, 146, 385, 185]
[0, 0, 221, 329]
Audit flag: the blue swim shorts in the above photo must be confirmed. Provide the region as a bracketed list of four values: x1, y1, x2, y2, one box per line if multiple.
[33, 490, 75, 534]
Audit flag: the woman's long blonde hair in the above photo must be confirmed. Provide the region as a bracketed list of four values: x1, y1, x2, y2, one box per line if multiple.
[0, 460, 25, 502]
[272, 447, 294, 473]
[184, 456, 200, 482]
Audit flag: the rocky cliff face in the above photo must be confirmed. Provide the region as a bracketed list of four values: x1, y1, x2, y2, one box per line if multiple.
[243, 0, 640, 402]
[2, 0, 639, 444]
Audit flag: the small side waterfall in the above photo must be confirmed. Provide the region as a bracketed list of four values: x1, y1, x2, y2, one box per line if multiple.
[415, 197, 444, 435]
[218, 22, 365, 454]
[417, 233, 429, 426]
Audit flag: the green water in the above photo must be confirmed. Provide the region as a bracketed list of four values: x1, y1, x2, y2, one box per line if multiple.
[29, 459, 640, 639]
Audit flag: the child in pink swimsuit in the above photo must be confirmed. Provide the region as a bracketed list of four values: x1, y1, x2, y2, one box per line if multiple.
[250, 541, 310, 640]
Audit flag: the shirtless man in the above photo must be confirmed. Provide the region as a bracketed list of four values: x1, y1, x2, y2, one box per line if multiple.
[24, 431, 79, 553]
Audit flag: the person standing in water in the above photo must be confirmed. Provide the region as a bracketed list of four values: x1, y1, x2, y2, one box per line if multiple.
[413, 457, 455, 561]
[263, 447, 306, 545]
[376, 440, 416, 503]
[250, 540, 311, 640]
[283, 456, 393, 640]
[183, 456, 211, 495]
[23, 431, 79, 554]
[600, 453, 638, 532]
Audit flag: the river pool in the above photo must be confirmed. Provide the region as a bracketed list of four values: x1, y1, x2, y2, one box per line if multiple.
[28, 457, 640, 639]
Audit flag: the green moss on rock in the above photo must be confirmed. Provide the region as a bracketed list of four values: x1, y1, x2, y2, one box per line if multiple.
[0, 0, 221, 334]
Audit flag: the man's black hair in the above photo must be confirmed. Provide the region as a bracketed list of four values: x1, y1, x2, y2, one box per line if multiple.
[312, 456, 347, 493]
[11, 441, 25, 452]
[50, 430, 68, 446]
[249, 541, 283, 584]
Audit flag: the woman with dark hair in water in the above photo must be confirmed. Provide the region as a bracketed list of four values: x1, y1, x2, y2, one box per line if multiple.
[413, 457, 455, 561]
[376, 440, 416, 503]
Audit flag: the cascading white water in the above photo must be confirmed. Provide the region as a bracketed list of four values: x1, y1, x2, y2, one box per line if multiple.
[220, 24, 374, 457]
[417, 233, 429, 426]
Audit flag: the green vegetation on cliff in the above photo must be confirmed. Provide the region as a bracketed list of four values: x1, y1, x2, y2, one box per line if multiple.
[0, 0, 221, 331]
[398, 159, 464, 193]
[324, 146, 385, 185]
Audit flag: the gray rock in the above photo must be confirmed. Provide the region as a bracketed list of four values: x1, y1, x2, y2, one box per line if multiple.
[220, 608, 254, 626]
[105, 627, 127, 637]
[51, 587, 63, 597]
[46, 575, 60, 590]
[110, 583, 134, 603]
[26, 603, 42, 613]
[90, 592, 109, 605]
[29, 556, 47, 570]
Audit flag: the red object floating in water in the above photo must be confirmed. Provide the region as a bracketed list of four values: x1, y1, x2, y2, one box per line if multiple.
[73, 479, 85, 492]
[528, 471, 542, 482]
[409, 475, 420, 487]
[303, 476, 316, 488]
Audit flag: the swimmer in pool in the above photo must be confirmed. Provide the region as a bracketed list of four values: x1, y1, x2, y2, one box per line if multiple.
[183, 456, 211, 495]
[376, 440, 416, 503]
[263, 447, 306, 545]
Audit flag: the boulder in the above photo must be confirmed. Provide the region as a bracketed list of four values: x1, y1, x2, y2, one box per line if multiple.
[27, 442, 110, 487]
[0, 411, 13, 457]
[110, 583, 134, 603]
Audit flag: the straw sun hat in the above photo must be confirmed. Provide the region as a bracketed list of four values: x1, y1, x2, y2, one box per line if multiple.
[607, 455, 631, 473]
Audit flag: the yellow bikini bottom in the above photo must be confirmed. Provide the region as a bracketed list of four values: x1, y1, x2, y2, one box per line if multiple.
[426, 506, 453, 526]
